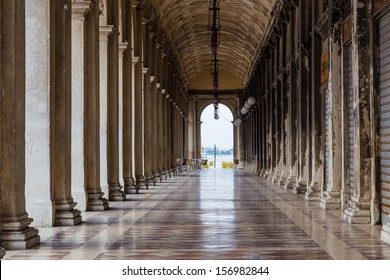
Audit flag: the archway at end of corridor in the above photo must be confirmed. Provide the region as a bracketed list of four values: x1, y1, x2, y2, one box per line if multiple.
[200, 103, 234, 169]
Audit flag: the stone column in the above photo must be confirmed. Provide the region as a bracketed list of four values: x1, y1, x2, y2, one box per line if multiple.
[238, 111, 247, 169]
[115, 41, 128, 199]
[142, 23, 153, 186]
[71, 0, 89, 211]
[284, 7, 299, 188]
[72, 0, 108, 211]
[306, 1, 323, 200]
[0, 0, 5, 259]
[26, 0, 80, 226]
[122, 43, 135, 192]
[320, 6, 343, 210]
[294, 0, 311, 194]
[133, 8, 146, 192]
[0, 0, 40, 249]
[122, 2, 135, 193]
[150, 36, 159, 183]
[52, 0, 82, 225]
[99, 23, 113, 202]
[188, 97, 195, 159]
[344, 0, 373, 223]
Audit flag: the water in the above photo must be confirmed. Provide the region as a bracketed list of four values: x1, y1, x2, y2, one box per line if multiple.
[203, 154, 234, 168]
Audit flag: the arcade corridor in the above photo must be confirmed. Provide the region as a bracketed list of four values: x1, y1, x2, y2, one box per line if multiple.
[4, 169, 390, 260]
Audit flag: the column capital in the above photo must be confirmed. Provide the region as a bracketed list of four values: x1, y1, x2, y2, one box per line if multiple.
[156, 83, 161, 89]
[72, 0, 93, 21]
[119, 41, 129, 56]
[132, 56, 140, 66]
[150, 76, 156, 83]
[142, 67, 149, 75]
[99, 25, 115, 41]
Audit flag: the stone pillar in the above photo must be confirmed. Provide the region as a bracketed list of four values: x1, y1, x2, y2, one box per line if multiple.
[71, 0, 89, 211]
[156, 83, 164, 181]
[123, 46, 135, 192]
[115, 41, 128, 199]
[320, 6, 343, 210]
[122, 2, 135, 193]
[239, 112, 247, 169]
[51, 0, 82, 225]
[0, 0, 5, 259]
[344, 0, 373, 223]
[294, 0, 311, 194]
[133, 8, 146, 192]
[306, 1, 323, 200]
[72, 0, 108, 211]
[99, 23, 113, 202]
[26, 0, 80, 226]
[0, 0, 40, 249]
[150, 36, 159, 183]
[285, 7, 299, 188]
[142, 24, 152, 186]
[188, 97, 195, 159]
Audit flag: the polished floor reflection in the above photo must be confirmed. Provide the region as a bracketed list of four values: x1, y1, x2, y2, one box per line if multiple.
[4, 169, 390, 260]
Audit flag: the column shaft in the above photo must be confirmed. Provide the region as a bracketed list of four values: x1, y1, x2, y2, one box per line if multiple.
[0, 0, 40, 249]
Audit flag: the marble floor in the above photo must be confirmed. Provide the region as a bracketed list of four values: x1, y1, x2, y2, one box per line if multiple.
[3, 169, 390, 260]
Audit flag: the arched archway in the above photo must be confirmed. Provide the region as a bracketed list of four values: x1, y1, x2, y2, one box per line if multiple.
[200, 103, 234, 167]
[189, 94, 240, 162]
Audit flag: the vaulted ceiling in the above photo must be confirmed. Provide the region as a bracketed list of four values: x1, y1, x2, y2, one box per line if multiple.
[151, 0, 277, 90]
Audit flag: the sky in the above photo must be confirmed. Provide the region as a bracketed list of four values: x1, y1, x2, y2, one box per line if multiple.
[201, 103, 233, 150]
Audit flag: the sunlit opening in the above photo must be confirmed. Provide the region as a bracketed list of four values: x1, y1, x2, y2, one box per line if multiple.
[201, 103, 233, 168]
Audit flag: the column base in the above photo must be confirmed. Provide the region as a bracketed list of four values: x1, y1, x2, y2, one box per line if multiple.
[320, 191, 341, 210]
[124, 178, 135, 194]
[305, 181, 322, 201]
[109, 183, 126, 201]
[292, 180, 307, 194]
[343, 201, 371, 224]
[267, 171, 275, 182]
[0, 247, 5, 259]
[55, 200, 82, 226]
[381, 223, 390, 245]
[145, 172, 153, 189]
[1, 217, 40, 250]
[135, 176, 147, 194]
[284, 176, 297, 190]
[87, 192, 109, 211]
[155, 171, 162, 183]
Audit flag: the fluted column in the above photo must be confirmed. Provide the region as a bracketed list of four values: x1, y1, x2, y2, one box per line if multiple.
[0, 0, 40, 249]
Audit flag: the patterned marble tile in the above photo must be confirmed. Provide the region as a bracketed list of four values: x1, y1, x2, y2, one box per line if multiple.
[3, 169, 390, 260]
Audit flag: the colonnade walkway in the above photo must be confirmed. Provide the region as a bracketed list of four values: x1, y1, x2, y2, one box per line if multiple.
[4, 170, 390, 260]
